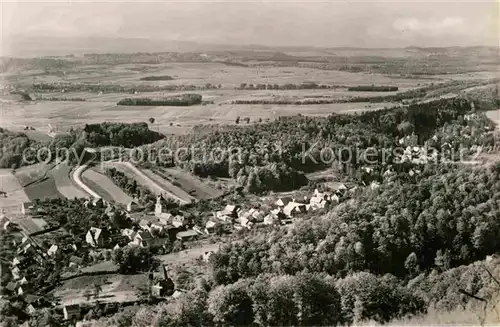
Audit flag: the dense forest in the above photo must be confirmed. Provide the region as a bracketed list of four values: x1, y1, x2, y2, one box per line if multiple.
[347, 85, 398, 92]
[0, 128, 47, 168]
[82, 122, 164, 148]
[141, 98, 495, 194]
[28, 82, 219, 94]
[139, 75, 174, 81]
[117, 94, 203, 106]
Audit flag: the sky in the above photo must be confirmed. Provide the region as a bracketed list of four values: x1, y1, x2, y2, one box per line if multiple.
[1, 0, 499, 49]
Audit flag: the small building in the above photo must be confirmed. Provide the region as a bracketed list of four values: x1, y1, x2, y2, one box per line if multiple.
[63, 304, 81, 321]
[85, 227, 107, 248]
[239, 216, 253, 229]
[176, 230, 199, 242]
[270, 208, 286, 219]
[26, 304, 37, 316]
[69, 255, 83, 266]
[330, 194, 340, 203]
[12, 257, 21, 266]
[139, 219, 151, 231]
[5, 281, 18, 293]
[172, 215, 186, 228]
[131, 231, 154, 247]
[328, 182, 347, 194]
[11, 266, 20, 280]
[205, 220, 217, 234]
[214, 211, 233, 222]
[283, 202, 307, 217]
[92, 198, 105, 208]
[219, 205, 240, 218]
[157, 212, 173, 225]
[20, 277, 28, 285]
[203, 251, 214, 262]
[275, 197, 292, 207]
[126, 200, 140, 213]
[121, 228, 137, 240]
[21, 202, 35, 215]
[47, 245, 58, 256]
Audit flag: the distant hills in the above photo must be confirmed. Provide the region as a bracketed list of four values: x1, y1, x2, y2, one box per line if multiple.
[3, 35, 499, 58]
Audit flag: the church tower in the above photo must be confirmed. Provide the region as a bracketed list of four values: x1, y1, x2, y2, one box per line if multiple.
[155, 195, 163, 216]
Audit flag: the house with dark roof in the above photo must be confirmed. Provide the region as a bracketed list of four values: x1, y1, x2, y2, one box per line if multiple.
[63, 304, 81, 320]
[21, 202, 35, 215]
[275, 197, 292, 207]
[85, 227, 108, 248]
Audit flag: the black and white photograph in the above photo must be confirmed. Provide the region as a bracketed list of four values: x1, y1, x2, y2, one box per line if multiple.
[0, 0, 499, 326]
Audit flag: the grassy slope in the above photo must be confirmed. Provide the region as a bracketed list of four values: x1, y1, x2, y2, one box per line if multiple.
[81, 167, 133, 205]
[158, 167, 223, 200]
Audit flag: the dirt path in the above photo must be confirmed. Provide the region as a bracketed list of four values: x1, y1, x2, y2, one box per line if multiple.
[72, 165, 101, 199]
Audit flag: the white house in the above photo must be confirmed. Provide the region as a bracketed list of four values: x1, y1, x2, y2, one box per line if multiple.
[203, 251, 214, 262]
[126, 200, 140, 213]
[283, 202, 307, 217]
[12, 266, 20, 280]
[85, 227, 105, 248]
[47, 245, 58, 256]
[205, 221, 216, 234]
[275, 197, 293, 207]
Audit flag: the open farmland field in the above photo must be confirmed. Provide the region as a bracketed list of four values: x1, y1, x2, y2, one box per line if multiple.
[0, 169, 30, 214]
[0, 97, 397, 135]
[15, 163, 77, 200]
[52, 163, 89, 199]
[81, 167, 133, 205]
[156, 167, 223, 200]
[54, 274, 147, 306]
[4, 61, 498, 136]
[23, 130, 53, 142]
[8, 214, 49, 235]
[9, 62, 438, 88]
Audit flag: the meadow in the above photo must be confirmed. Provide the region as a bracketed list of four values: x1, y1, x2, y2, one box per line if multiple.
[1, 62, 452, 135]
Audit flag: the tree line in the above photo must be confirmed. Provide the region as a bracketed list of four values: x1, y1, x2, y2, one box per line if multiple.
[117, 94, 202, 106]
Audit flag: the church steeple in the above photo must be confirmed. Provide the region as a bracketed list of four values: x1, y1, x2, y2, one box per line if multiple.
[155, 195, 163, 216]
